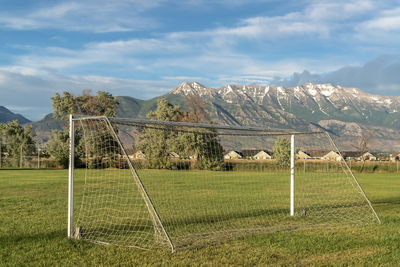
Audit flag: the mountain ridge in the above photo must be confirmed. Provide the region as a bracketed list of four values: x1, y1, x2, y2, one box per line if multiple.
[169, 82, 400, 130]
[0, 106, 31, 124]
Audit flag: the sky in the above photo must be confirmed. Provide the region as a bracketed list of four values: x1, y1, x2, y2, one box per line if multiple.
[1, 0, 400, 121]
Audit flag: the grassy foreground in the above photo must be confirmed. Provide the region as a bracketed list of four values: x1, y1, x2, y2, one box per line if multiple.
[0, 169, 400, 266]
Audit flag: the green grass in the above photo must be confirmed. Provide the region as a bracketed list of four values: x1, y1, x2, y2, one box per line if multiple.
[1, 169, 400, 266]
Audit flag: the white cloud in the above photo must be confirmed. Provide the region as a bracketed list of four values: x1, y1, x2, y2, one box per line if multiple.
[2, 0, 400, 122]
[358, 7, 400, 31]
[169, 0, 376, 45]
[307, 0, 374, 21]
[214, 13, 329, 39]
[0, 0, 162, 32]
[0, 68, 179, 120]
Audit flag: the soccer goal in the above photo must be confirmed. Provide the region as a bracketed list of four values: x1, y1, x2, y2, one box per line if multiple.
[67, 115, 380, 251]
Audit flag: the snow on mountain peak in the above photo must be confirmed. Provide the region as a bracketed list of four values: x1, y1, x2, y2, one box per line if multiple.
[277, 86, 286, 95]
[171, 81, 215, 97]
[170, 82, 399, 114]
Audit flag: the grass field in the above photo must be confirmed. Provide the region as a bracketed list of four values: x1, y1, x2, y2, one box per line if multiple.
[1, 169, 400, 266]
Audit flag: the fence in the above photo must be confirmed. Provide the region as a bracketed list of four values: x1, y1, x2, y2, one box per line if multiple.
[0, 141, 58, 169]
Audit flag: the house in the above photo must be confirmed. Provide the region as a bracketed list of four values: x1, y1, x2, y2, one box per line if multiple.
[168, 152, 180, 158]
[241, 149, 258, 159]
[134, 150, 146, 159]
[297, 150, 311, 160]
[322, 151, 343, 161]
[390, 153, 400, 162]
[302, 150, 330, 160]
[224, 150, 242, 159]
[362, 152, 377, 161]
[253, 150, 272, 160]
[189, 154, 198, 160]
[341, 151, 362, 161]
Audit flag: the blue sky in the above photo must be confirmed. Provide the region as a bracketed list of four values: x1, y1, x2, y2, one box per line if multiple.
[1, 0, 400, 120]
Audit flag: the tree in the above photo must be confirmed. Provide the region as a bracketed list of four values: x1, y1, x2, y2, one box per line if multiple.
[352, 130, 372, 173]
[46, 130, 74, 168]
[175, 130, 223, 170]
[181, 95, 208, 123]
[139, 99, 183, 169]
[0, 120, 36, 166]
[146, 98, 183, 121]
[51, 90, 118, 120]
[273, 137, 291, 169]
[138, 98, 223, 170]
[48, 90, 119, 168]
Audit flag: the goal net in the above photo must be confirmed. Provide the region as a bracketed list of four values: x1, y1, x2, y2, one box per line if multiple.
[68, 115, 380, 251]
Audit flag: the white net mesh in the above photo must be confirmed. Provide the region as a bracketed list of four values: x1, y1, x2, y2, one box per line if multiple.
[72, 117, 380, 251]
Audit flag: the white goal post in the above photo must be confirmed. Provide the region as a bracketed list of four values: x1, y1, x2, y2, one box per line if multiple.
[67, 115, 380, 251]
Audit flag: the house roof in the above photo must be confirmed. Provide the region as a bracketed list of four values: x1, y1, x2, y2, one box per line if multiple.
[323, 151, 341, 157]
[224, 150, 243, 157]
[341, 151, 362, 158]
[302, 150, 331, 157]
[241, 149, 272, 157]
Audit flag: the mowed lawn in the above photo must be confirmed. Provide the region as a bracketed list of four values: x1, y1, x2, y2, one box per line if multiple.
[1, 169, 400, 266]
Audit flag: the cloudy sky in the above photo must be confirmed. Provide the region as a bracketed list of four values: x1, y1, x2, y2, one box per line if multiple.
[1, 0, 400, 120]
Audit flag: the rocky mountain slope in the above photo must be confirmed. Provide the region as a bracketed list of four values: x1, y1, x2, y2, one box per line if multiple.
[171, 82, 400, 129]
[0, 106, 31, 124]
[168, 82, 400, 151]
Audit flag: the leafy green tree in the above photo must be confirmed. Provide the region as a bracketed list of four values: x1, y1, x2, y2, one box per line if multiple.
[0, 120, 36, 166]
[139, 98, 223, 170]
[146, 98, 183, 121]
[51, 90, 118, 120]
[46, 130, 76, 168]
[46, 130, 86, 168]
[139, 99, 183, 169]
[273, 137, 291, 168]
[174, 130, 223, 170]
[48, 90, 119, 168]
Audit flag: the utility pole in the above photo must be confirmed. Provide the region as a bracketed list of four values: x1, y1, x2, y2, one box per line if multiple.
[37, 144, 40, 169]
[0, 138, 2, 169]
[20, 145, 23, 168]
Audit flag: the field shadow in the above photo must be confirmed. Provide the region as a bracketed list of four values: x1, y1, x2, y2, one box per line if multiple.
[0, 228, 66, 245]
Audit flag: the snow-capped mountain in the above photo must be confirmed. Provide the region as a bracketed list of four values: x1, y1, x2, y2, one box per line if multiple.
[167, 82, 400, 151]
[170, 82, 400, 131]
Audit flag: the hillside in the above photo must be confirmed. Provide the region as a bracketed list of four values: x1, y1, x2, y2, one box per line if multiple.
[27, 113, 64, 142]
[170, 82, 400, 130]
[0, 106, 31, 124]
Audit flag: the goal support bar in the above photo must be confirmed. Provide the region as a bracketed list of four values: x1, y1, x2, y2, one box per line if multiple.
[68, 114, 75, 238]
[290, 134, 295, 216]
[103, 117, 175, 252]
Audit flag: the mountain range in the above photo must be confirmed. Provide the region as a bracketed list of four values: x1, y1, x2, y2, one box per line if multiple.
[0, 106, 30, 124]
[116, 82, 400, 151]
[2, 82, 400, 151]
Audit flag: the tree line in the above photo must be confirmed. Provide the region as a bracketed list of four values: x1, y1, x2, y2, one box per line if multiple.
[1, 90, 291, 169]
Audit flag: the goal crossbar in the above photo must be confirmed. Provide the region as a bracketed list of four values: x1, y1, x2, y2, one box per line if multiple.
[71, 115, 324, 135]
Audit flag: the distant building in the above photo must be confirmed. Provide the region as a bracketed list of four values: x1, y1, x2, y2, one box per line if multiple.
[302, 150, 330, 159]
[168, 152, 180, 158]
[297, 150, 311, 160]
[253, 150, 272, 160]
[390, 153, 400, 162]
[134, 150, 146, 159]
[341, 151, 362, 160]
[362, 152, 377, 161]
[322, 151, 343, 161]
[224, 150, 243, 159]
